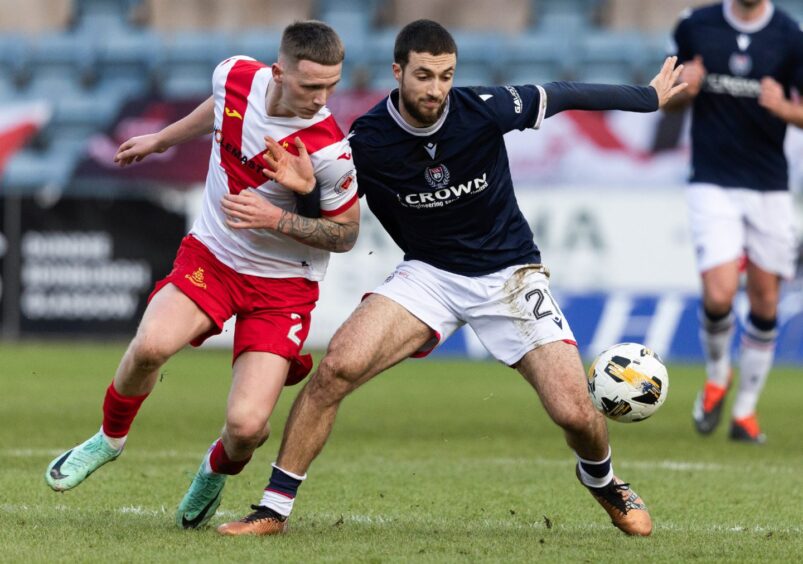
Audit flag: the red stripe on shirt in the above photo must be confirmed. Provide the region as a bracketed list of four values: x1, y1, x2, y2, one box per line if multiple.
[241, 113, 346, 174]
[239, 113, 347, 193]
[220, 59, 266, 194]
[276, 114, 345, 156]
[321, 192, 358, 217]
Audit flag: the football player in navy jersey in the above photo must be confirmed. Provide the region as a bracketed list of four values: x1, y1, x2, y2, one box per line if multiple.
[665, 0, 803, 444]
[218, 19, 687, 537]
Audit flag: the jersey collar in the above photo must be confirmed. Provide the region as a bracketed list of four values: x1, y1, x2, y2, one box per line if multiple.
[723, 0, 775, 33]
[386, 90, 451, 137]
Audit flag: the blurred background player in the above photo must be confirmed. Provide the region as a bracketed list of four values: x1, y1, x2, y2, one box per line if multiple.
[215, 19, 686, 538]
[665, 0, 803, 443]
[44, 20, 360, 529]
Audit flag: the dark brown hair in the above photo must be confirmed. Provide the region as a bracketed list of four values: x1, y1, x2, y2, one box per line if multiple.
[394, 19, 457, 68]
[280, 20, 345, 67]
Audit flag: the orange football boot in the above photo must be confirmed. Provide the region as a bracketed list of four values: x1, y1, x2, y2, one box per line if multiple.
[692, 380, 729, 434]
[729, 413, 766, 444]
[216, 505, 288, 536]
[577, 466, 652, 536]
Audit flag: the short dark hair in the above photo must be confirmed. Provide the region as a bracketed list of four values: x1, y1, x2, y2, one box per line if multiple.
[280, 20, 345, 67]
[394, 19, 458, 68]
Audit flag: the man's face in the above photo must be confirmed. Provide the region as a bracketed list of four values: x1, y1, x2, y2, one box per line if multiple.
[274, 58, 342, 119]
[394, 51, 456, 127]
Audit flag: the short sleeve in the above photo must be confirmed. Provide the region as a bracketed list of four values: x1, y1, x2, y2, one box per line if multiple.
[790, 25, 803, 91]
[470, 84, 546, 133]
[312, 137, 358, 217]
[670, 11, 695, 63]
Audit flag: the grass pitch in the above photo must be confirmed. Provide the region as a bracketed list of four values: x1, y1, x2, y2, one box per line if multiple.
[1, 341, 801, 562]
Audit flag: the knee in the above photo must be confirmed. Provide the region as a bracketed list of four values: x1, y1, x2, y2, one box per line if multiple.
[308, 354, 363, 405]
[747, 289, 778, 318]
[224, 417, 269, 451]
[703, 283, 737, 314]
[553, 404, 599, 436]
[128, 335, 171, 373]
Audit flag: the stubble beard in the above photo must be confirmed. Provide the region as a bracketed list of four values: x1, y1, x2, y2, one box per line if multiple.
[400, 87, 446, 127]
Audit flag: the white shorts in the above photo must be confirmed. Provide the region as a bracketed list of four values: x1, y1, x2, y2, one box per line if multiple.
[686, 184, 797, 279]
[371, 260, 576, 366]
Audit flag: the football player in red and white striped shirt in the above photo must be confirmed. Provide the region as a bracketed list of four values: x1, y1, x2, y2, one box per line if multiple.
[44, 21, 359, 531]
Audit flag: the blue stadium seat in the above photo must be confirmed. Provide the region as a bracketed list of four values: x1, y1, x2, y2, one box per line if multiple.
[0, 76, 15, 100]
[55, 88, 125, 130]
[230, 30, 282, 63]
[772, 0, 803, 22]
[576, 31, 644, 84]
[638, 33, 674, 84]
[532, 0, 599, 31]
[0, 36, 29, 89]
[503, 31, 577, 85]
[362, 29, 399, 90]
[73, 0, 139, 34]
[451, 31, 506, 86]
[156, 32, 231, 99]
[96, 31, 159, 97]
[318, 8, 370, 55]
[2, 146, 78, 191]
[26, 33, 96, 95]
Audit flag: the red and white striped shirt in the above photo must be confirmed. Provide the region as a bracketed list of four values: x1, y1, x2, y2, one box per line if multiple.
[191, 56, 358, 281]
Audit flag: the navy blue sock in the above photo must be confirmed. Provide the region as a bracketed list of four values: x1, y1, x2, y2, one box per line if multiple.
[576, 448, 613, 488]
[266, 465, 303, 498]
[260, 464, 305, 516]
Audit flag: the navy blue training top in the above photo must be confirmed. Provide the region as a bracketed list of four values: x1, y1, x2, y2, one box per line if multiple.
[672, 2, 803, 191]
[350, 85, 545, 276]
[350, 83, 657, 276]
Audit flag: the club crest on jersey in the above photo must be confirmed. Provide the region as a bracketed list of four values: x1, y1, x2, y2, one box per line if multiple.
[729, 52, 752, 76]
[424, 164, 451, 189]
[335, 170, 355, 194]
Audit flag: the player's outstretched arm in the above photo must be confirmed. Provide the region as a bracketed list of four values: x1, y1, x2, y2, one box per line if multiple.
[221, 190, 360, 253]
[261, 136, 316, 195]
[542, 57, 687, 117]
[113, 96, 215, 167]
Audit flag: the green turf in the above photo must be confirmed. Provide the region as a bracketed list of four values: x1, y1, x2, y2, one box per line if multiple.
[1, 341, 801, 562]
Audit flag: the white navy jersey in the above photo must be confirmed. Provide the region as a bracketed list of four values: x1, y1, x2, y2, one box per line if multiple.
[349, 85, 547, 276]
[671, 1, 803, 191]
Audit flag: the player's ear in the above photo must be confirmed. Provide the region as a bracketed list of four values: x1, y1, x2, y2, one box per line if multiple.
[392, 62, 402, 82]
[272, 62, 284, 83]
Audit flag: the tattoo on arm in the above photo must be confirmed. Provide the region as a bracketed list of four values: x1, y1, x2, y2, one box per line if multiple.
[275, 210, 359, 252]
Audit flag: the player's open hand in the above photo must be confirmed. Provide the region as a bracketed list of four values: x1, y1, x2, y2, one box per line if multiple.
[649, 56, 688, 108]
[759, 76, 789, 120]
[221, 189, 282, 230]
[113, 133, 167, 167]
[262, 136, 316, 195]
[678, 55, 706, 97]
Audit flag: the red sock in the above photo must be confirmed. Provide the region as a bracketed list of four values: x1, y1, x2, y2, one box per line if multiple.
[208, 439, 251, 475]
[102, 382, 148, 438]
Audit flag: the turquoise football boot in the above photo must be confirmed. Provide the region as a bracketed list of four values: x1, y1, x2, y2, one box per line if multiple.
[176, 463, 227, 529]
[45, 431, 123, 491]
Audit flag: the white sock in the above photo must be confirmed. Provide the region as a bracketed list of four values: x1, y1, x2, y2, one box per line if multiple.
[700, 309, 735, 388]
[260, 463, 306, 517]
[260, 490, 295, 517]
[575, 447, 614, 489]
[100, 428, 126, 451]
[733, 317, 777, 419]
[202, 441, 216, 474]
